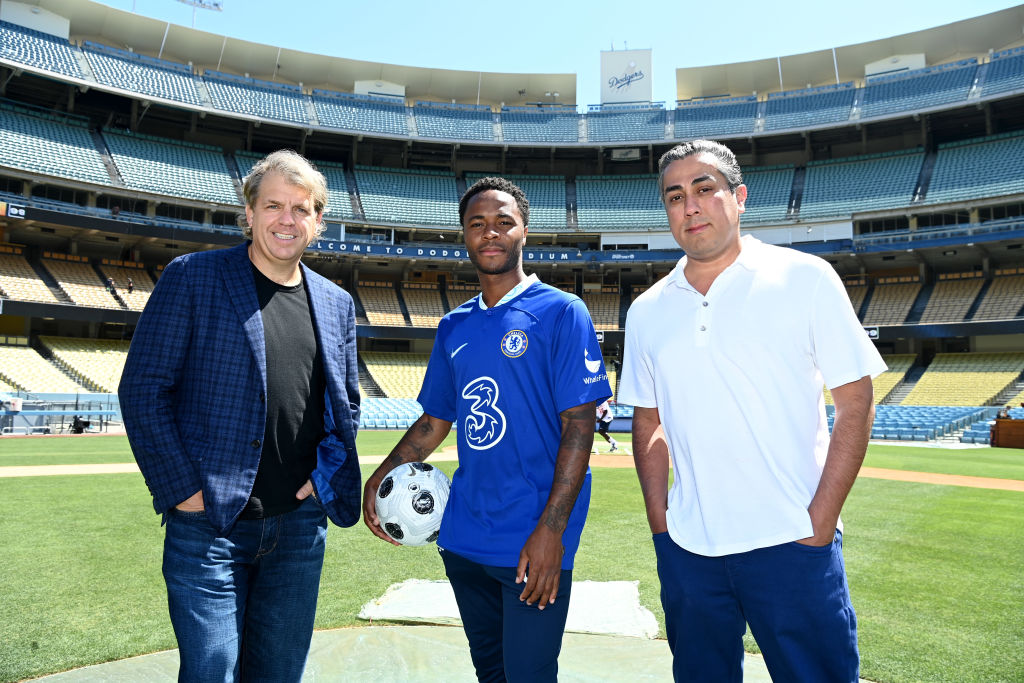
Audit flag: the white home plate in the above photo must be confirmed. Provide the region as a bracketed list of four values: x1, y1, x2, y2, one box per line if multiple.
[359, 579, 659, 639]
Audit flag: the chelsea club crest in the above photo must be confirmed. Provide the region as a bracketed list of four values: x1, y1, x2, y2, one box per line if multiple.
[501, 329, 528, 358]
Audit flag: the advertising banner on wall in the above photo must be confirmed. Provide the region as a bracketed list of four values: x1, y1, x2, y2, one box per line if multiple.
[600, 49, 652, 104]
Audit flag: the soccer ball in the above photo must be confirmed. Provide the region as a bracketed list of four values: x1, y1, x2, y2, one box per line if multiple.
[374, 462, 451, 546]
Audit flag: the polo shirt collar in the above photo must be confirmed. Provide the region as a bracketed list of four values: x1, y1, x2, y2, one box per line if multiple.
[669, 234, 762, 289]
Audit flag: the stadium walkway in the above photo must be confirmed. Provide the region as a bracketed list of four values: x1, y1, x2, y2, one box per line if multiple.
[34, 624, 792, 682]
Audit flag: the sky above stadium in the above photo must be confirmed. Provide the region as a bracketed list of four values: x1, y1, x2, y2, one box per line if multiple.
[98, 0, 1020, 106]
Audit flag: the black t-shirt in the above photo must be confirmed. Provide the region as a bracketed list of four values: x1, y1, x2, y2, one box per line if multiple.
[241, 265, 326, 519]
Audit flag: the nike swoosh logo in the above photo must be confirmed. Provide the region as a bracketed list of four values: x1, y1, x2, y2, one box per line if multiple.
[584, 350, 601, 374]
[451, 342, 469, 359]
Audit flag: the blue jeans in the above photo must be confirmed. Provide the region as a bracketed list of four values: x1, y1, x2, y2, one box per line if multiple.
[653, 530, 858, 683]
[162, 496, 327, 683]
[440, 548, 573, 683]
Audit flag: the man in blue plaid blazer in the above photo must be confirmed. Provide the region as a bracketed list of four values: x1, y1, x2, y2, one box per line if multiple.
[119, 150, 360, 682]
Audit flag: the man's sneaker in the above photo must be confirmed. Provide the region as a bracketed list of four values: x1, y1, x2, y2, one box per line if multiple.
[609, 443, 619, 453]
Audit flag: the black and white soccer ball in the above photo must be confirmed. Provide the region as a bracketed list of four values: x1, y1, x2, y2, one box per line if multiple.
[374, 462, 451, 546]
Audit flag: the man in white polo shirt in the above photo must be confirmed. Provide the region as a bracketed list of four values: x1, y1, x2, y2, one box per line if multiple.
[618, 139, 885, 682]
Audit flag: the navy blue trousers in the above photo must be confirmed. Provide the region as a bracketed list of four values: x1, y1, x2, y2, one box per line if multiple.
[653, 530, 859, 682]
[440, 548, 572, 683]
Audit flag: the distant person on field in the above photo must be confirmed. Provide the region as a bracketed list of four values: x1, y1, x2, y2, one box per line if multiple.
[618, 139, 886, 682]
[362, 177, 611, 682]
[119, 149, 362, 682]
[595, 399, 619, 452]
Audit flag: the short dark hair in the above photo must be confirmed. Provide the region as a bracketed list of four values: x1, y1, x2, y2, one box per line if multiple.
[657, 139, 743, 200]
[459, 176, 530, 227]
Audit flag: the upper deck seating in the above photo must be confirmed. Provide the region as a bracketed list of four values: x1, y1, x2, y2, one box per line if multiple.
[355, 166, 460, 227]
[800, 150, 923, 219]
[414, 101, 493, 141]
[924, 133, 1024, 206]
[575, 174, 666, 230]
[0, 20, 82, 79]
[587, 106, 666, 143]
[763, 84, 855, 131]
[103, 130, 239, 204]
[674, 96, 757, 138]
[204, 71, 309, 125]
[83, 42, 201, 106]
[312, 90, 408, 136]
[0, 105, 110, 185]
[860, 59, 977, 119]
[500, 106, 578, 143]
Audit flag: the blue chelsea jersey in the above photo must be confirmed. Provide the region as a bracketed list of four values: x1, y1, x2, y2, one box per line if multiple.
[418, 280, 612, 569]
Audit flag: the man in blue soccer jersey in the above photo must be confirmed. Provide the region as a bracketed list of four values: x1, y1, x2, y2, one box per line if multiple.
[362, 177, 611, 682]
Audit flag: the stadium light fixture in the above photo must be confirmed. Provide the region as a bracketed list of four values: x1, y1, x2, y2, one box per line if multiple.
[175, 0, 223, 29]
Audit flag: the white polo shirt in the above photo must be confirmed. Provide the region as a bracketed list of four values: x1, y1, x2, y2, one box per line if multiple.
[618, 236, 886, 557]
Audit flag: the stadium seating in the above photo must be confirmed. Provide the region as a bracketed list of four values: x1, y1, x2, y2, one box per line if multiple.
[312, 90, 409, 136]
[741, 166, 795, 223]
[855, 405, 986, 441]
[41, 253, 122, 309]
[0, 105, 111, 186]
[0, 250, 62, 304]
[919, 272, 984, 324]
[361, 351, 430, 398]
[901, 352, 1024, 406]
[861, 278, 921, 326]
[500, 106, 578, 143]
[359, 396, 425, 429]
[581, 289, 620, 330]
[96, 261, 153, 313]
[800, 150, 923, 219]
[446, 283, 480, 309]
[823, 353, 915, 405]
[357, 281, 406, 327]
[39, 336, 128, 393]
[924, 133, 1024, 206]
[971, 269, 1024, 321]
[0, 20, 82, 79]
[673, 97, 757, 138]
[401, 282, 446, 328]
[354, 166, 460, 227]
[575, 174, 666, 230]
[465, 173, 567, 231]
[586, 106, 667, 143]
[103, 130, 239, 204]
[414, 101, 493, 141]
[0, 342, 88, 393]
[235, 151, 356, 219]
[982, 47, 1024, 97]
[204, 71, 309, 125]
[83, 42, 201, 106]
[860, 59, 977, 119]
[843, 279, 868, 318]
[763, 84, 855, 131]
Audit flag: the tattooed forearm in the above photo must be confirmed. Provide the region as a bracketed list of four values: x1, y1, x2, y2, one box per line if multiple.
[383, 413, 451, 467]
[540, 402, 597, 533]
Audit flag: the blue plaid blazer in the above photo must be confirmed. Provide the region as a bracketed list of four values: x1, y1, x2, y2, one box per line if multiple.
[119, 242, 361, 534]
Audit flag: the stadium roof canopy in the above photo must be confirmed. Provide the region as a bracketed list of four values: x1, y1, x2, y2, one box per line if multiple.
[10, 1, 1024, 107]
[19, 0, 576, 107]
[674, 5, 1024, 101]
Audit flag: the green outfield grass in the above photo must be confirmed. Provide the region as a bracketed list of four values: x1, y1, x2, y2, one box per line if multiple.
[0, 436, 1022, 682]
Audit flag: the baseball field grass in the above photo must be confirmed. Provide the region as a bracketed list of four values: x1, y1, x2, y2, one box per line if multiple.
[0, 434, 1021, 682]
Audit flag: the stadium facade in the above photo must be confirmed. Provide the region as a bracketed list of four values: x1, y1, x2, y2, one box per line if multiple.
[1, 0, 1023, 436]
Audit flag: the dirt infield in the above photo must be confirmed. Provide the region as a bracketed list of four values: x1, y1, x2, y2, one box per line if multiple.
[2, 451, 1022, 492]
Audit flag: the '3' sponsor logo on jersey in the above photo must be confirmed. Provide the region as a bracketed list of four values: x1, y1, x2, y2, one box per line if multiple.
[461, 376, 506, 450]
